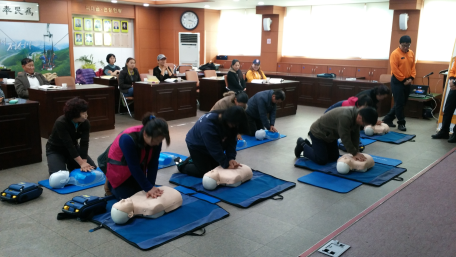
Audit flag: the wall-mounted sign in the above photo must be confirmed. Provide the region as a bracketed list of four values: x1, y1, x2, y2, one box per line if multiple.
[0, 1, 39, 21]
[85, 5, 122, 14]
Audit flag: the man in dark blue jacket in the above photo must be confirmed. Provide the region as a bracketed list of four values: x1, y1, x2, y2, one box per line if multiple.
[177, 106, 249, 178]
[245, 89, 285, 136]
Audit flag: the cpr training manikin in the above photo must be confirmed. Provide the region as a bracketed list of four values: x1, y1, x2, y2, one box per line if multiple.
[364, 123, 390, 136]
[336, 154, 375, 174]
[49, 169, 105, 189]
[202, 164, 253, 190]
[110, 186, 183, 224]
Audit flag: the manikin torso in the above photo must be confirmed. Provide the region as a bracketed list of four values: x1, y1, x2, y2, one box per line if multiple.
[202, 164, 253, 190]
[364, 123, 390, 136]
[336, 154, 375, 174]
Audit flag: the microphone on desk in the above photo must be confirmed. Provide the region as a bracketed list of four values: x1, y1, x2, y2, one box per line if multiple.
[423, 72, 434, 78]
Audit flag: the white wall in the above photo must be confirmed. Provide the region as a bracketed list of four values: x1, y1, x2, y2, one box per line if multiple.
[73, 47, 134, 74]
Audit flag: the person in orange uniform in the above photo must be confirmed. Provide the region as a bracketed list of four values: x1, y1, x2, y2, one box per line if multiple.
[431, 60, 456, 143]
[382, 35, 416, 131]
[245, 59, 266, 82]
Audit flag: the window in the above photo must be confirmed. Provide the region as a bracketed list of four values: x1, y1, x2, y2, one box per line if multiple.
[282, 3, 393, 59]
[416, 0, 456, 62]
[217, 9, 262, 56]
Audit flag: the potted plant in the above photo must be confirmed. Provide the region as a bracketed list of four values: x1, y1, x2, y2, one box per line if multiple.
[75, 54, 105, 71]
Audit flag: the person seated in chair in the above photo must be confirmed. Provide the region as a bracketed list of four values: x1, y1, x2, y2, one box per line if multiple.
[325, 94, 374, 114]
[245, 89, 285, 136]
[103, 54, 121, 76]
[14, 58, 50, 98]
[106, 113, 170, 200]
[118, 57, 140, 97]
[294, 107, 378, 165]
[227, 59, 246, 92]
[153, 54, 175, 82]
[177, 106, 249, 178]
[46, 98, 97, 175]
[356, 84, 390, 110]
[245, 59, 266, 83]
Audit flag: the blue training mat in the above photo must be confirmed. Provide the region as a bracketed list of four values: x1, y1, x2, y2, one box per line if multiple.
[298, 172, 362, 193]
[360, 138, 377, 146]
[158, 152, 188, 170]
[236, 134, 286, 151]
[169, 170, 295, 208]
[294, 157, 406, 186]
[91, 193, 229, 250]
[38, 168, 105, 194]
[360, 131, 415, 144]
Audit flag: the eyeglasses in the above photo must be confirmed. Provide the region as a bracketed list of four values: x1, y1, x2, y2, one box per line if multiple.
[400, 44, 411, 48]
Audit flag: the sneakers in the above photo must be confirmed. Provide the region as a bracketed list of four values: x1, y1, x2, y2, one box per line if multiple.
[448, 133, 456, 143]
[294, 138, 312, 158]
[431, 131, 450, 139]
[383, 120, 396, 128]
[398, 124, 406, 131]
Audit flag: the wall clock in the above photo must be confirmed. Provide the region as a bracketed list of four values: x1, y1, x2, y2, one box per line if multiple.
[181, 11, 199, 30]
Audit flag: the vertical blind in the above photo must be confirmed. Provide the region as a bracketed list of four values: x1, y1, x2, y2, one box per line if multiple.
[217, 9, 262, 56]
[416, 0, 456, 62]
[282, 3, 393, 59]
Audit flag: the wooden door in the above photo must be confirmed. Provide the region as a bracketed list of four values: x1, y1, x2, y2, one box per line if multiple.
[371, 68, 387, 81]
[301, 64, 313, 74]
[314, 79, 333, 108]
[340, 67, 357, 78]
[328, 66, 343, 77]
[277, 63, 289, 73]
[314, 65, 327, 75]
[289, 64, 301, 74]
[355, 67, 371, 80]
[298, 79, 315, 105]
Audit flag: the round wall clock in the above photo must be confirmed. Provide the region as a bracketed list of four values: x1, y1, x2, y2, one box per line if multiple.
[181, 11, 199, 30]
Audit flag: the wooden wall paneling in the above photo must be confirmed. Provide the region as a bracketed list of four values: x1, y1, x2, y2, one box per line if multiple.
[328, 66, 343, 77]
[289, 64, 301, 73]
[315, 79, 333, 107]
[71, 2, 135, 18]
[314, 65, 327, 74]
[298, 78, 315, 105]
[277, 63, 288, 73]
[389, 0, 422, 10]
[371, 68, 388, 81]
[356, 67, 371, 79]
[281, 57, 389, 69]
[301, 64, 313, 74]
[333, 83, 357, 102]
[341, 67, 357, 78]
[175, 84, 197, 119]
[282, 83, 299, 115]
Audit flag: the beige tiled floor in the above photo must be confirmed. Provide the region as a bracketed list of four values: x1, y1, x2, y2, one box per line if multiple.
[1, 105, 453, 257]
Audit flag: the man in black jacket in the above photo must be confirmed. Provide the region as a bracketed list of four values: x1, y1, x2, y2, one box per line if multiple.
[245, 89, 285, 136]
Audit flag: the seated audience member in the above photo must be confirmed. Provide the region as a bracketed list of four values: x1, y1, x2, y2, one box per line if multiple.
[227, 59, 246, 92]
[325, 95, 374, 113]
[104, 54, 121, 75]
[46, 98, 96, 175]
[356, 84, 391, 110]
[432, 60, 456, 143]
[245, 59, 266, 83]
[106, 113, 170, 200]
[14, 58, 50, 98]
[294, 107, 378, 165]
[210, 91, 249, 111]
[153, 54, 175, 82]
[118, 57, 140, 97]
[245, 89, 285, 136]
[177, 106, 249, 178]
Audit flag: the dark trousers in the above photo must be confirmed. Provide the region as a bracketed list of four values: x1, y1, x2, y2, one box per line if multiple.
[383, 75, 410, 125]
[441, 89, 456, 133]
[108, 176, 142, 200]
[325, 100, 343, 113]
[178, 148, 219, 178]
[246, 113, 264, 136]
[46, 144, 96, 175]
[303, 132, 340, 165]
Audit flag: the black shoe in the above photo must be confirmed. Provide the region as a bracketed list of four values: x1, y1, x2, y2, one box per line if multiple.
[398, 124, 406, 131]
[174, 157, 183, 165]
[303, 138, 312, 147]
[448, 133, 456, 143]
[295, 137, 305, 158]
[383, 121, 397, 128]
[432, 131, 449, 139]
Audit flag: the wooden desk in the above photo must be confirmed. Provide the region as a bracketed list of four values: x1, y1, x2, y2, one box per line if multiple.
[199, 78, 226, 111]
[0, 83, 18, 98]
[0, 99, 42, 170]
[176, 71, 228, 79]
[404, 93, 442, 119]
[29, 84, 115, 138]
[93, 77, 132, 114]
[246, 80, 299, 117]
[133, 81, 197, 121]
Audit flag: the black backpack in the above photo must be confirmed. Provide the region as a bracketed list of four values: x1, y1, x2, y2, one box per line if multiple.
[199, 62, 216, 71]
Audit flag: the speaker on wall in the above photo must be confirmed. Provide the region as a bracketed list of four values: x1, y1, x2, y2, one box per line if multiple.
[263, 18, 272, 31]
[399, 13, 408, 30]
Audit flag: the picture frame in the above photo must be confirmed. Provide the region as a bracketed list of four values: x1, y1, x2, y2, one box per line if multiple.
[112, 20, 120, 33]
[85, 33, 93, 46]
[104, 33, 112, 46]
[103, 19, 111, 32]
[94, 19, 102, 32]
[84, 18, 92, 31]
[121, 21, 128, 33]
[74, 32, 83, 45]
[94, 33, 103, 46]
[73, 17, 82, 31]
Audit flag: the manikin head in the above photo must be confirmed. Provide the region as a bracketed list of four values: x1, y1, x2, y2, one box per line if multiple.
[49, 170, 71, 188]
[255, 129, 279, 140]
[111, 198, 134, 224]
[336, 154, 375, 174]
[364, 123, 390, 136]
[202, 165, 253, 190]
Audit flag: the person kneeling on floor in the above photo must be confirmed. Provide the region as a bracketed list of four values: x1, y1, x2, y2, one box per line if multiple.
[177, 106, 250, 178]
[294, 107, 378, 165]
[245, 89, 285, 136]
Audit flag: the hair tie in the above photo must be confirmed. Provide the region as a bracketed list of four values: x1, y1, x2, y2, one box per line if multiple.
[149, 115, 155, 120]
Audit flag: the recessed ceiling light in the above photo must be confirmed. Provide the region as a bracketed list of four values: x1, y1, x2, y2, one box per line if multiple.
[143, 3, 149, 7]
[258, 2, 264, 5]
[204, 5, 210, 8]
[111, 0, 117, 3]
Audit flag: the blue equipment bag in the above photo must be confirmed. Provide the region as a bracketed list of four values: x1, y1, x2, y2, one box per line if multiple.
[0, 182, 43, 203]
[57, 195, 108, 221]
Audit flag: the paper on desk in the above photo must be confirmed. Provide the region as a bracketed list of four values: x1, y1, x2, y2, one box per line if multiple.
[100, 75, 116, 79]
[269, 78, 283, 84]
[345, 78, 356, 81]
[164, 78, 178, 83]
[250, 79, 266, 84]
[201, 76, 224, 80]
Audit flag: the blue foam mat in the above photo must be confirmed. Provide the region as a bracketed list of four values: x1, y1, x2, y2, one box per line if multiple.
[236, 134, 286, 151]
[298, 172, 362, 193]
[158, 152, 188, 170]
[169, 170, 295, 208]
[360, 131, 415, 144]
[295, 157, 406, 186]
[38, 168, 105, 194]
[360, 138, 377, 146]
[91, 193, 229, 250]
